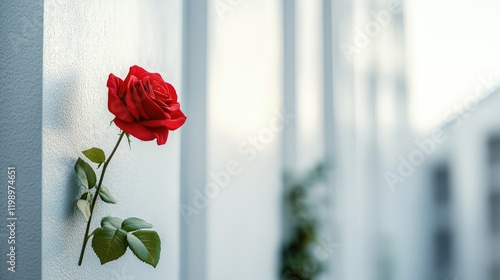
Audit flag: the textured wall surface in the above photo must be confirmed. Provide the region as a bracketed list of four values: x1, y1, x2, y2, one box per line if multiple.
[43, 1, 182, 279]
[0, 1, 43, 280]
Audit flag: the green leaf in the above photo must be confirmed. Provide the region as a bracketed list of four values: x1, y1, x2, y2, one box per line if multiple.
[99, 185, 117, 204]
[82, 147, 106, 164]
[80, 192, 88, 200]
[121, 217, 153, 232]
[76, 199, 91, 222]
[91, 227, 128, 265]
[126, 230, 161, 268]
[86, 228, 99, 242]
[75, 165, 88, 189]
[101, 216, 123, 229]
[80, 192, 93, 202]
[74, 158, 97, 189]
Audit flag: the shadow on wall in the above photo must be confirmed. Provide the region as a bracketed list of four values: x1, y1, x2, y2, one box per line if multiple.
[44, 74, 80, 131]
[64, 158, 80, 219]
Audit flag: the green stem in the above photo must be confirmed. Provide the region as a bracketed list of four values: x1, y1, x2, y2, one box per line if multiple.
[78, 131, 125, 266]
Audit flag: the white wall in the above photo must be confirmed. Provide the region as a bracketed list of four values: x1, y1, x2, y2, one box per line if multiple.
[42, 1, 182, 279]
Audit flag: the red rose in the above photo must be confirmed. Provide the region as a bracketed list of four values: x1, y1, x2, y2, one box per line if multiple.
[107, 65, 186, 145]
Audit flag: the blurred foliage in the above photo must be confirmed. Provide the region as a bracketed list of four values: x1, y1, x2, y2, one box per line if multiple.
[280, 163, 328, 280]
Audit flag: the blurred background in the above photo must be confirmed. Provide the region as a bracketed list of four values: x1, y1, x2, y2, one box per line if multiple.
[196, 0, 500, 279]
[38, 0, 500, 279]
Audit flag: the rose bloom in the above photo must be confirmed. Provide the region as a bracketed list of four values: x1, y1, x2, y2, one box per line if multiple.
[107, 65, 186, 145]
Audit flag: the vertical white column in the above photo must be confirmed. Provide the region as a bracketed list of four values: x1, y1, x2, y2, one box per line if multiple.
[206, 1, 282, 279]
[330, 0, 357, 279]
[322, 0, 339, 279]
[283, 0, 297, 172]
[295, 0, 325, 171]
[181, 1, 208, 280]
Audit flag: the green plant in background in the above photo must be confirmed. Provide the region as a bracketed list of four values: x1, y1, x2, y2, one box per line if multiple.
[280, 163, 329, 280]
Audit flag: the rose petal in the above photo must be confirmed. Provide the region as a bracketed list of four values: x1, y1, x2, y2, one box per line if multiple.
[164, 102, 180, 111]
[149, 126, 170, 145]
[107, 73, 123, 98]
[165, 82, 178, 103]
[138, 113, 187, 130]
[119, 65, 145, 95]
[170, 108, 186, 119]
[130, 65, 147, 76]
[141, 71, 166, 85]
[125, 76, 140, 120]
[107, 74, 134, 122]
[154, 99, 180, 112]
[139, 81, 169, 119]
[114, 118, 171, 145]
[132, 81, 150, 120]
[113, 118, 156, 142]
